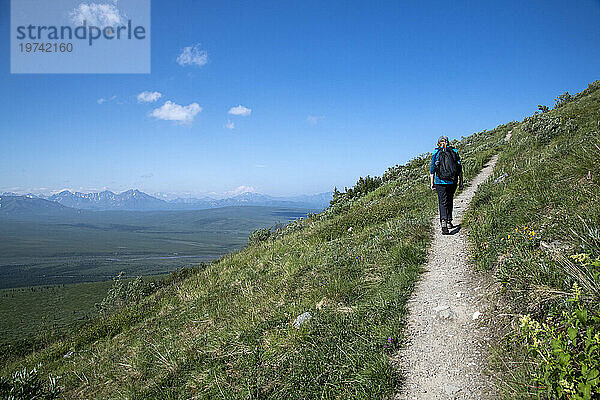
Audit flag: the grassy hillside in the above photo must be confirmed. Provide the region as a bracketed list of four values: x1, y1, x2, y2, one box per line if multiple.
[464, 81, 600, 398]
[0, 127, 506, 398]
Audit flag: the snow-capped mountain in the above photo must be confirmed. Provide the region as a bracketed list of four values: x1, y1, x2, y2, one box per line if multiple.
[48, 189, 169, 211]
[4, 189, 332, 212]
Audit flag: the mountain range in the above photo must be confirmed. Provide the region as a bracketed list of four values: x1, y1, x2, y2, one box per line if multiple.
[0, 194, 71, 215]
[0, 189, 332, 214]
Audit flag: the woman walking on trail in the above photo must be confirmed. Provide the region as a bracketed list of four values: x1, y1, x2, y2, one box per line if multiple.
[430, 136, 463, 235]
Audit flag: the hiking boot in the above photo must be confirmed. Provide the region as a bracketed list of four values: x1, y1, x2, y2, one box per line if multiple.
[441, 220, 449, 235]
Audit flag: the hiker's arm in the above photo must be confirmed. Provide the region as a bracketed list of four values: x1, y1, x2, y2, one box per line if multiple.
[430, 153, 436, 190]
[456, 149, 464, 190]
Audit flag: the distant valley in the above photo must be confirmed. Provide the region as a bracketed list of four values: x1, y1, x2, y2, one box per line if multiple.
[0, 205, 314, 289]
[0, 190, 323, 346]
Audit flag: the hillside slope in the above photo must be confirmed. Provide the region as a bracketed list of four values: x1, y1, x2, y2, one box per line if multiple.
[464, 81, 600, 398]
[0, 127, 506, 398]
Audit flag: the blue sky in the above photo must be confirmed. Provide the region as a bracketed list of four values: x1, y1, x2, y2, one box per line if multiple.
[1, 0, 599, 197]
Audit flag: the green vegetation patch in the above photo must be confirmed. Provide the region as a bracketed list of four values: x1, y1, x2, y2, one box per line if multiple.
[464, 80, 600, 399]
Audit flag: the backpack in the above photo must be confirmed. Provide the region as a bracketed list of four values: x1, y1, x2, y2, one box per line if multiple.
[436, 147, 460, 181]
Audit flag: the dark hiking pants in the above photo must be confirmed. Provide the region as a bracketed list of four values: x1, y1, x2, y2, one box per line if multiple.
[435, 183, 457, 223]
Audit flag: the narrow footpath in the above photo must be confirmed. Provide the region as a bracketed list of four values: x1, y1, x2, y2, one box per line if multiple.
[394, 155, 500, 399]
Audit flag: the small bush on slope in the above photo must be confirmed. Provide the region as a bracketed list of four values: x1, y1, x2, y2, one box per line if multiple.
[519, 279, 600, 400]
[464, 80, 600, 399]
[2, 129, 505, 399]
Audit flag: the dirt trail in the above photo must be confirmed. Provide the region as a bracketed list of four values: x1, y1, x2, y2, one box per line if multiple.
[394, 155, 499, 399]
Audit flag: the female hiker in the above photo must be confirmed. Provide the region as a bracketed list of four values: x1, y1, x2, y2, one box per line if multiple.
[430, 136, 463, 235]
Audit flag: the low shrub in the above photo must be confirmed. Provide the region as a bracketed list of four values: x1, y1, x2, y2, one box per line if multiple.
[555, 91, 575, 109]
[248, 227, 272, 244]
[521, 113, 578, 144]
[96, 272, 148, 314]
[518, 283, 600, 399]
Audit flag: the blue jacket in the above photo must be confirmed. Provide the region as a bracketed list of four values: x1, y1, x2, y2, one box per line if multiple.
[430, 147, 461, 185]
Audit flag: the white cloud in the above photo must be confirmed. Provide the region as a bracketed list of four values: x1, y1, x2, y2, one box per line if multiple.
[228, 105, 252, 116]
[137, 91, 162, 103]
[307, 115, 325, 125]
[150, 101, 202, 124]
[97, 95, 116, 104]
[69, 2, 126, 26]
[224, 120, 235, 129]
[225, 185, 256, 196]
[176, 44, 208, 67]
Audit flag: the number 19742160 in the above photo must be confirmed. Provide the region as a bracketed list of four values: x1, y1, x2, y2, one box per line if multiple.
[19, 43, 73, 53]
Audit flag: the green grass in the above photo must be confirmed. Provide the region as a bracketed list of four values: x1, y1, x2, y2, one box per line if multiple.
[464, 80, 600, 399]
[0, 282, 114, 345]
[1, 128, 506, 399]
